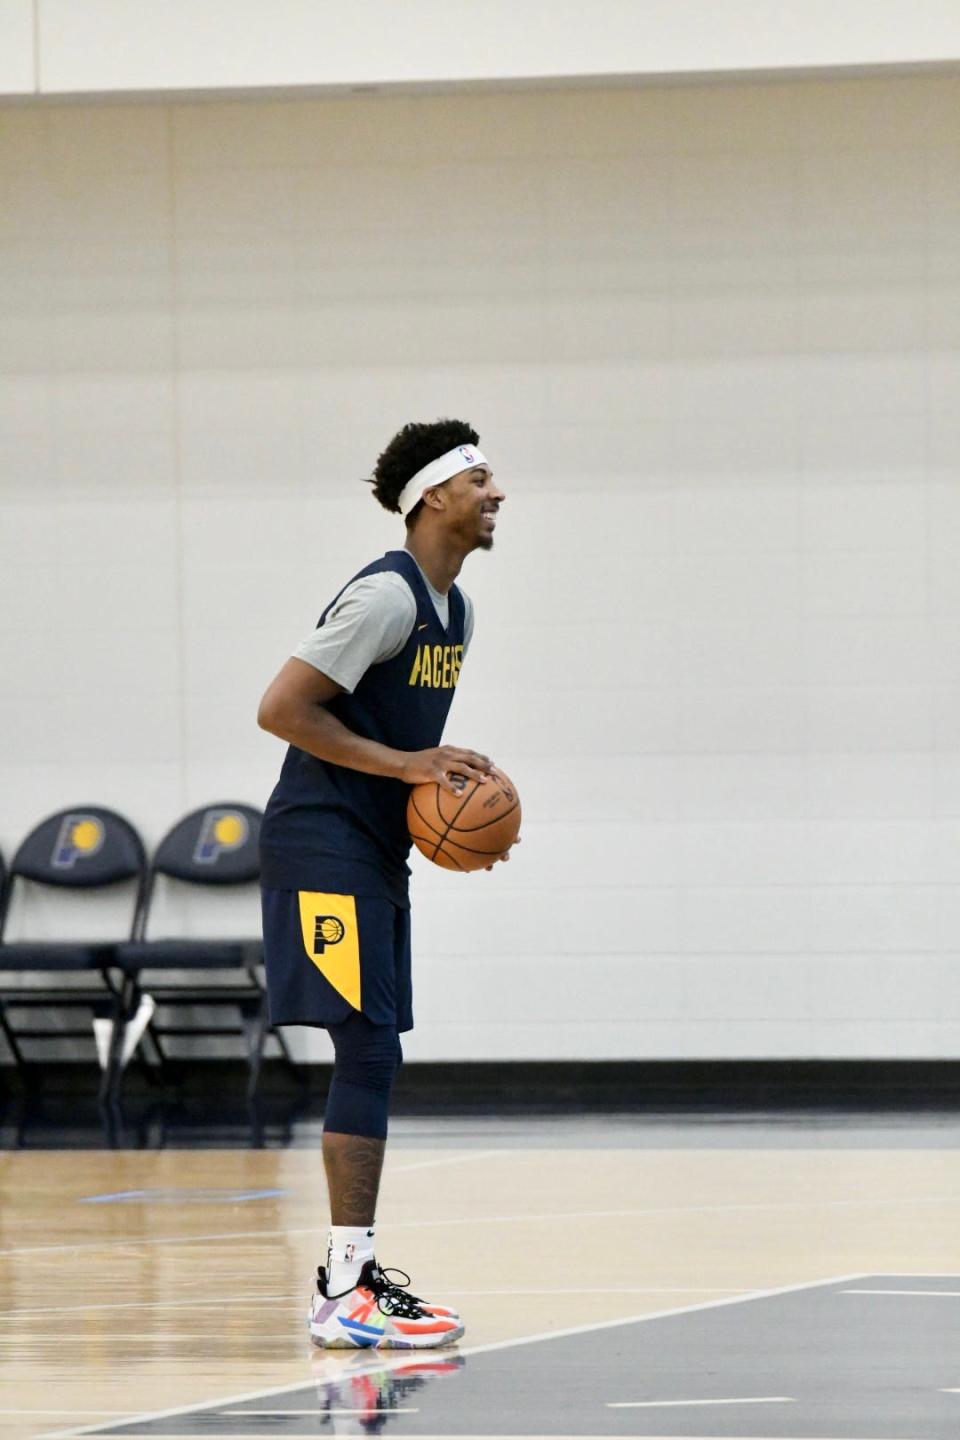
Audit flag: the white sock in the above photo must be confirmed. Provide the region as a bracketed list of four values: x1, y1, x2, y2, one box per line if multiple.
[326, 1224, 376, 1295]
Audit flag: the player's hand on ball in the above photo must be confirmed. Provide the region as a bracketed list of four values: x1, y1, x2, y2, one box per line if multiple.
[482, 766, 520, 868]
[402, 745, 494, 796]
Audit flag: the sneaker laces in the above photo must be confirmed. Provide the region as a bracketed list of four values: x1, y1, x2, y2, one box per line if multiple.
[370, 1266, 426, 1318]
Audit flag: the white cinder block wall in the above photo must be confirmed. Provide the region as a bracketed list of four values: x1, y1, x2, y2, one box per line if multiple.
[1, 75, 958, 1061]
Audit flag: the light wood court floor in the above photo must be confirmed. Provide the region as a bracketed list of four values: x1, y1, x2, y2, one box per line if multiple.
[0, 1116, 958, 1439]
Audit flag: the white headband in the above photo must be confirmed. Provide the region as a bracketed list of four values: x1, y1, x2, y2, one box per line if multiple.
[397, 445, 489, 517]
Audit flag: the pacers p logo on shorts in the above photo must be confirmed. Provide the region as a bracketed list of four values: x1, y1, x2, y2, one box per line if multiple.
[52, 814, 105, 869]
[299, 892, 361, 1009]
[194, 809, 249, 865]
[313, 915, 345, 954]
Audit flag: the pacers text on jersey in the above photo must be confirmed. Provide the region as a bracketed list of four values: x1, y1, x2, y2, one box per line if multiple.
[408, 642, 463, 690]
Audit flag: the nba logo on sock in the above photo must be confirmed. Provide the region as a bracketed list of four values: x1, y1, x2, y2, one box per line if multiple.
[345, 1243, 355, 1262]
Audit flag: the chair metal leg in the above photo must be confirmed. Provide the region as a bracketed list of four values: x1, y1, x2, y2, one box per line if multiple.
[102, 978, 136, 1104]
[0, 999, 27, 1073]
[241, 996, 269, 1100]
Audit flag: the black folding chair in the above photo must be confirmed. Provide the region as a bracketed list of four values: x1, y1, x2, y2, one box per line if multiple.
[110, 803, 301, 1100]
[0, 807, 147, 1097]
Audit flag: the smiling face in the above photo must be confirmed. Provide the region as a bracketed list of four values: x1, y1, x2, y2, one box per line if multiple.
[424, 464, 506, 552]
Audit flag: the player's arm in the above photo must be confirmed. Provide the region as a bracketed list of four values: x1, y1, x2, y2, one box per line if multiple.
[257, 657, 493, 796]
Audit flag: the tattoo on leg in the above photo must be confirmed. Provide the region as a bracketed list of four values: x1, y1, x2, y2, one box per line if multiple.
[323, 1131, 386, 1226]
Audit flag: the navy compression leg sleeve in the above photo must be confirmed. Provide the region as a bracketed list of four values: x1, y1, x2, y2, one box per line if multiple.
[324, 1011, 403, 1140]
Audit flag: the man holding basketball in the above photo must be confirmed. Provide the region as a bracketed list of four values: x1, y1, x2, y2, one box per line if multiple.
[257, 418, 509, 1349]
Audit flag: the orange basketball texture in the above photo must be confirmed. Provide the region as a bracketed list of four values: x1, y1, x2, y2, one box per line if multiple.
[407, 770, 521, 872]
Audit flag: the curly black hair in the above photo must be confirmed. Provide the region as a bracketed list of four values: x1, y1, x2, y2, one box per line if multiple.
[369, 418, 480, 524]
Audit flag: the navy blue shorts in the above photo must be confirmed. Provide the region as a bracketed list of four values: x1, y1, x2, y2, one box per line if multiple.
[260, 887, 413, 1032]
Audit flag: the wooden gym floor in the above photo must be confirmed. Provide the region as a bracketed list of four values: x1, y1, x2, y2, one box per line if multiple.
[0, 1114, 958, 1439]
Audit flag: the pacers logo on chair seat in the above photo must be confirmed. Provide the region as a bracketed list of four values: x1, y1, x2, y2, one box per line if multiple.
[313, 915, 345, 954]
[194, 809, 249, 864]
[52, 815, 105, 869]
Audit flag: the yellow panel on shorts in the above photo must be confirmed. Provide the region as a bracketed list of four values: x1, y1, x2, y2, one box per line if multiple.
[298, 891, 361, 1010]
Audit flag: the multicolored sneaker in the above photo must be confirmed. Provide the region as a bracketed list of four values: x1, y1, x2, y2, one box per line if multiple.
[309, 1261, 464, 1349]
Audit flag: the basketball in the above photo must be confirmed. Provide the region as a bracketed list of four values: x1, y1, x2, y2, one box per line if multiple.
[407, 769, 521, 871]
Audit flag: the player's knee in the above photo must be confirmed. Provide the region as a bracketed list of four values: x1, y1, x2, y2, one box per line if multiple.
[329, 1012, 401, 1096]
[325, 1014, 401, 1140]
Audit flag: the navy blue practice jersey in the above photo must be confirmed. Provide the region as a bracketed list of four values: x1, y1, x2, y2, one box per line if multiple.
[260, 550, 467, 905]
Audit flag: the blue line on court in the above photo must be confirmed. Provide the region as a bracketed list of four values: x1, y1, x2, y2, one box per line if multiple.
[79, 1188, 287, 1204]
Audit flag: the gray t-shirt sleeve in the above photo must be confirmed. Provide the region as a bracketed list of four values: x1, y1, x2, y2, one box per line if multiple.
[293, 570, 475, 694]
[293, 572, 417, 693]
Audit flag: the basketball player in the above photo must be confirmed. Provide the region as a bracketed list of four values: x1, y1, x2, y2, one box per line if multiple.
[257, 418, 510, 1349]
